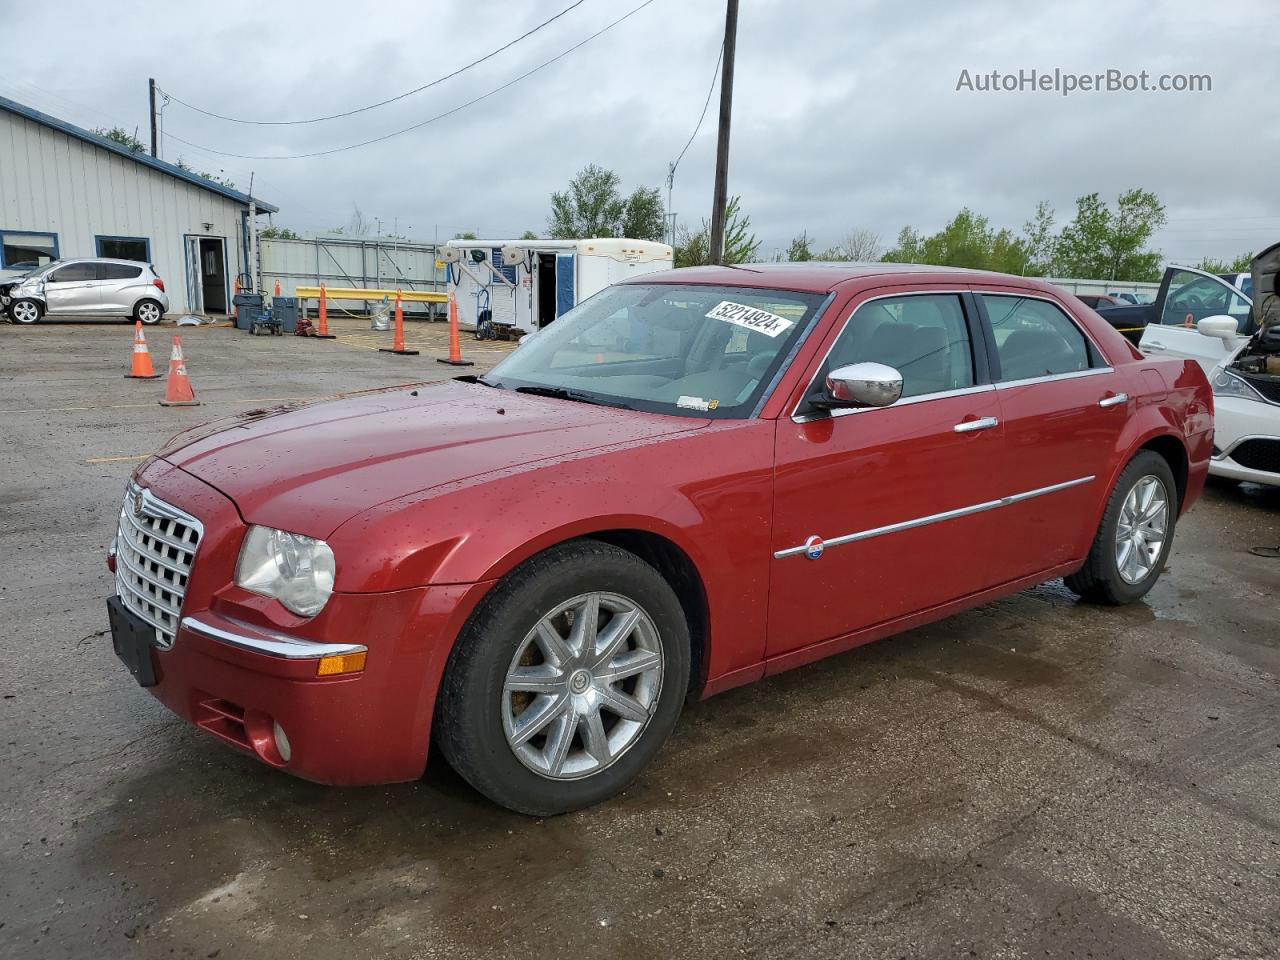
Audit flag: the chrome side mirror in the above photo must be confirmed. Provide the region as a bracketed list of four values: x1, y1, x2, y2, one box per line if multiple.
[825, 362, 903, 408]
[1196, 315, 1238, 340]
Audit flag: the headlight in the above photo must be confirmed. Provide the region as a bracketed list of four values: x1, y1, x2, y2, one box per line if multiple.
[1212, 369, 1265, 404]
[235, 526, 335, 617]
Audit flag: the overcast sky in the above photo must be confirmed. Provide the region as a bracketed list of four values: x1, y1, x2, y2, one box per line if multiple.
[6, 0, 1277, 263]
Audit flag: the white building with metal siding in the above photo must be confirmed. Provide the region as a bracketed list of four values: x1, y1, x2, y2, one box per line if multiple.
[0, 95, 276, 315]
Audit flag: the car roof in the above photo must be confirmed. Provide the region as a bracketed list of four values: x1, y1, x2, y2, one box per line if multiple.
[56, 258, 151, 267]
[628, 261, 1056, 294]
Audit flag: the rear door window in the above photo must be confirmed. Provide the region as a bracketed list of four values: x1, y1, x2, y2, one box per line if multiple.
[981, 294, 1092, 382]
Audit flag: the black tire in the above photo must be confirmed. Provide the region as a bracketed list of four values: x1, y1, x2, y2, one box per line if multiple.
[1064, 450, 1178, 605]
[134, 299, 163, 325]
[9, 298, 42, 325]
[435, 540, 690, 815]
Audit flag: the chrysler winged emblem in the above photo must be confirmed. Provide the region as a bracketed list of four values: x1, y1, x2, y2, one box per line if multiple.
[132, 491, 145, 518]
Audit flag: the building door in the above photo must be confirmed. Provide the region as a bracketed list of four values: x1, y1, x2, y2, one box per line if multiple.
[536, 254, 557, 328]
[199, 238, 228, 313]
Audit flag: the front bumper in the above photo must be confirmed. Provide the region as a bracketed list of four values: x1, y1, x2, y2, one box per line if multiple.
[1209, 396, 1280, 487]
[116, 456, 494, 785]
[141, 586, 486, 785]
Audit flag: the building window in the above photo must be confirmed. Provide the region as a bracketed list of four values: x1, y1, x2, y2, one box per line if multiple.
[1, 231, 59, 270]
[96, 235, 151, 263]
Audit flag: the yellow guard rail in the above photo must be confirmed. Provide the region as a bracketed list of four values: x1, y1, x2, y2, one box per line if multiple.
[294, 286, 448, 304]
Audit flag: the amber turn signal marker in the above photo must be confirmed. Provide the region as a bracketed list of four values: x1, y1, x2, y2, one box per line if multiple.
[316, 651, 367, 676]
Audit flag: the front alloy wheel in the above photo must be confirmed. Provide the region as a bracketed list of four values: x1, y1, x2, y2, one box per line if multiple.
[436, 541, 690, 815]
[503, 592, 664, 780]
[10, 299, 41, 324]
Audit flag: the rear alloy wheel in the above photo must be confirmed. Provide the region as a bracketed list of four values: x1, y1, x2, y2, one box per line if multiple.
[1064, 450, 1177, 604]
[436, 541, 690, 815]
[10, 298, 41, 325]
[134, 299, 163, 325]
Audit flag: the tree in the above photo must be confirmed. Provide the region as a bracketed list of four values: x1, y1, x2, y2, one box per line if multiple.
[879, 210, 1029, 273]
[1198, 252, 1254, 274]
[453, 231, 478, 240]
[259, 225, 300, 240]
[674, 196, 760, 267]
[547, 164, 666, 240]
[785, 231, 815, 262]
[1055, 189, 1166, 281]
[818, 228, 882, 262]
[620, 186, 665, 242]
[172, 156, 237, 190]
[548, 164, 625, 239]
[1022, 200, 1056, 276]
[520, 230, 539, 240]
[882, 226, 924, 263]
[95, 126, 144, 152]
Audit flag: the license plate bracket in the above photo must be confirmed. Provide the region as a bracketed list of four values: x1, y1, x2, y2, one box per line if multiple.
[106, 596, 159, 687]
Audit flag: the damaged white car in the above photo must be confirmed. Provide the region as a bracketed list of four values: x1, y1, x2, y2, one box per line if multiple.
[1200, 243, 1280, 486]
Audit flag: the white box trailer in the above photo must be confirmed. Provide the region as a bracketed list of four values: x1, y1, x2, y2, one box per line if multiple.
[442, 237, 672, 334]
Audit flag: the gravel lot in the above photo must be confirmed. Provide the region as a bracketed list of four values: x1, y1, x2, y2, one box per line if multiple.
[1, 317, 1278, 960]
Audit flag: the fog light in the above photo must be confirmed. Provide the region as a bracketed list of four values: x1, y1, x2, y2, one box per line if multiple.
[273, 721, 292, 763]
[316, 651, 367, 676]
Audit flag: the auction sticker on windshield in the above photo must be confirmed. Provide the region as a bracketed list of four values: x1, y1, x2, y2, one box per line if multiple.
[705, 300, 795, 338]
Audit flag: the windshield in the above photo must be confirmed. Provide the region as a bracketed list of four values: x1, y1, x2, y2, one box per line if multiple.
[484, 283, 828, 418]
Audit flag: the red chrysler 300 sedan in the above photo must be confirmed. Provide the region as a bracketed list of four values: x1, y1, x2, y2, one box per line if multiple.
[107, 264, 1213, 814]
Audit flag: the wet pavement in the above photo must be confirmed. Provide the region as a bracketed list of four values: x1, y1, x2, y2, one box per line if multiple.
[2, 319, 1278, 959]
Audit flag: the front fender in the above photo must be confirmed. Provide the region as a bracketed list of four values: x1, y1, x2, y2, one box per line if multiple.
[327, 420, 779, 683]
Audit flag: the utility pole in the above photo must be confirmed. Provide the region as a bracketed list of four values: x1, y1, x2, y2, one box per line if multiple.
[148, 78, 158, 157]
[708, 0, 739, 265]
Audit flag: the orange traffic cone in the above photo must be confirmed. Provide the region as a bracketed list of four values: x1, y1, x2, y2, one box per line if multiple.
[437, 292, 473, 367]
[380, 289, 419, 356]
[313, 283, 336, 339]
[159, 337, 201, 406]
[273, 279, 281, 298]
[125, 321, 161, 379]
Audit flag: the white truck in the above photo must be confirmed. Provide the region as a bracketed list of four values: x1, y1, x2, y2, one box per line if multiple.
[442, 238, 672, 336]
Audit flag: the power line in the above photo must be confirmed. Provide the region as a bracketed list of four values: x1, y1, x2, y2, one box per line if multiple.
[161, 0, 659, 161]
[160, 0, 591, 126]
[668, 41, 723, 185]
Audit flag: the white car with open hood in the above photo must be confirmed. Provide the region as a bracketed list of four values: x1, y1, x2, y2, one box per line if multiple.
[1163, 244, 1280, 487]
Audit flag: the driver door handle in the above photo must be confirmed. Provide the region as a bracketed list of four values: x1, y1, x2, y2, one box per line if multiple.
[954, 416, 999, 433]
[1098, 393, 1129, 408]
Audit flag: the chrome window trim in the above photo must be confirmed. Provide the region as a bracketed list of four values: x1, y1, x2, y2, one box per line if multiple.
[773, 475, 1095, 559]
[993, 366, 1115, 390]
[789, 289, 978, 422]
[794, 383, 995, 423]
[182, 616, 368, 660]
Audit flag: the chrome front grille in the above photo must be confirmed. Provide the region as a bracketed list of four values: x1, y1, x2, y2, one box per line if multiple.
[114, 483, 204, 649]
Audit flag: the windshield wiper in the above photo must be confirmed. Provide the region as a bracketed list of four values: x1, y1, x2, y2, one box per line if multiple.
[513, 385, 633, 409]
[474, 375, 503, 388]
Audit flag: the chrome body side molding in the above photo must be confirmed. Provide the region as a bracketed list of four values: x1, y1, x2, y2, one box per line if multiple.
[773, 475, 1096, 559]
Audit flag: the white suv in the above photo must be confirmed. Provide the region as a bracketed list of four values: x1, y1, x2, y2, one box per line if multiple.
[2, 258, 170, 325]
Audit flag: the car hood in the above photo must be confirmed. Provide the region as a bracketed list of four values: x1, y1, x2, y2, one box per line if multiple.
[159, 380, 706, 537]
[1250, 241, 1279, 335]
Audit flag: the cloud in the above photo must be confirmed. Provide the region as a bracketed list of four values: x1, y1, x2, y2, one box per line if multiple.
[6, 0, 1276, 262]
